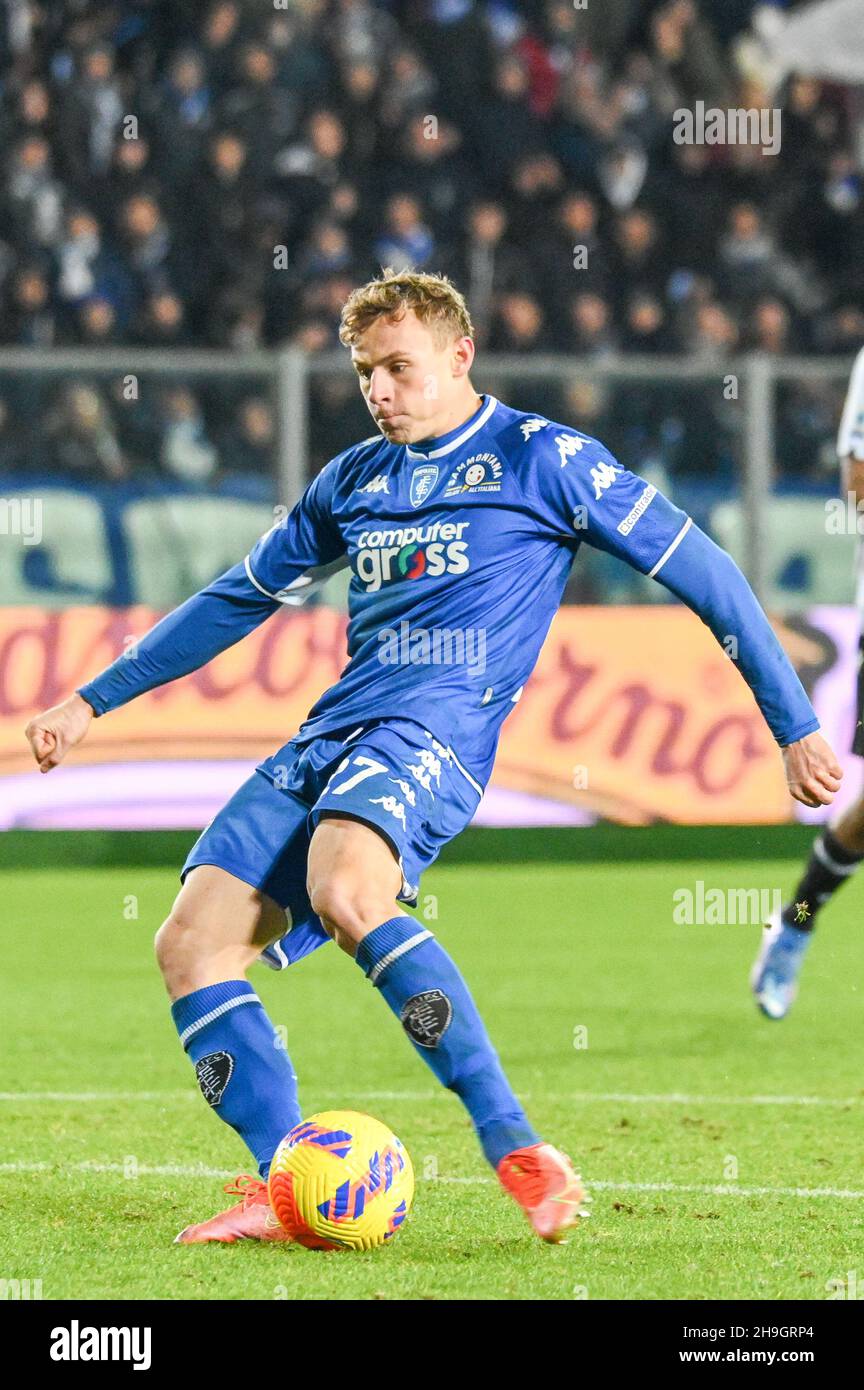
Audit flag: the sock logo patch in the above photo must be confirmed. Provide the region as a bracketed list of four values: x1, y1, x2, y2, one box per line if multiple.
[400, 989, 453, 1048]
[195, 1050, 235, 1107]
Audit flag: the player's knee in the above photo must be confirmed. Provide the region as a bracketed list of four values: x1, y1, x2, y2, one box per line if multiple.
[307, 876, 386, 952]
[154, 907, 205, 983]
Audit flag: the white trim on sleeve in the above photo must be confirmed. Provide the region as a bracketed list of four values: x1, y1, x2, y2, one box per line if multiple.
[244, 554, 279, 599]
[648, 516, 692, 579]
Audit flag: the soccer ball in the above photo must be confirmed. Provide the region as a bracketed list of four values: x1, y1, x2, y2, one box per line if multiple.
[268, 1110, 414, 1250]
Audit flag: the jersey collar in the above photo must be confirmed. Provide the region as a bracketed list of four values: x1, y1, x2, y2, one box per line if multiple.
[404, 394, 498, 460]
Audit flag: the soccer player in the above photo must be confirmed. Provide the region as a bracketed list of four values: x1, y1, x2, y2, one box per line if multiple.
[751, 346, 864, 1019]
[26, 269, 841, 1245]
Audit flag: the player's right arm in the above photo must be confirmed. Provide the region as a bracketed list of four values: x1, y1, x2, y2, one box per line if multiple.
[24, 463, 345, 772]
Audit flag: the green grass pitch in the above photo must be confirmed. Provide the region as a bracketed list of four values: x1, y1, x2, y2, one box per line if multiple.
[1, 849, 862, 1301]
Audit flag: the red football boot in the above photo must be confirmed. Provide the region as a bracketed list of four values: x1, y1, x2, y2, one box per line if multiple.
[174, 1175, 293, 1245]
[497, 1143, 589, 1243]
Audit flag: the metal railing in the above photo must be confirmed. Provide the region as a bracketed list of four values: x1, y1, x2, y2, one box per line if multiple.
[0, 347, 856, 603]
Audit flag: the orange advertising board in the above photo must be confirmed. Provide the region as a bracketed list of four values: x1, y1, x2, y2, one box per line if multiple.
[0, 604, 793, 824]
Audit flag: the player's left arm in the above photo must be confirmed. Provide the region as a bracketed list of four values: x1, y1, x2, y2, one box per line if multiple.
[532, 433, 842, 808]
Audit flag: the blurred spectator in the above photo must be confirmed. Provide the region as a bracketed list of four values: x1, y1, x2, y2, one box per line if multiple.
[749, 296, 797, 354]
[624, 292, 675, 353]
[610, 208, 668, 315]
[220, 397, 275, 475]
[564, 291, 619, 357]
[469, 53, 548, 189]
[77, 295, 120, 346]
[44, 384, 127, 481]
[487, 291, 549, 353]
[133, 290, 189, 347]
[378, 48, 437, 133]
[160, 387, 219, 484]
[54, 208, 133, 335]
[457, 199, 526, 344]
[275, 108, 350, 230]
[535, 191, 610, 335]
[200, 2, 243, 90]
[6, 134, 64, 249]
[373, 194, 435, 273]
[382, 114, 474, 241]
[718, 201, 777, 305]
[219, 39, 298, 166]
[4, 264, 57, 346]
[59, 44, 125, 177]
[683, 302, 740, 361]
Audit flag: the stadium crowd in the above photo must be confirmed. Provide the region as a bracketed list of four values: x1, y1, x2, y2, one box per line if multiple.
[0, 0, 860, 486]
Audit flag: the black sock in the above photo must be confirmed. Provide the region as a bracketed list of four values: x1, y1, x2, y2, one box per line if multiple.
[781, 827, 863, 932]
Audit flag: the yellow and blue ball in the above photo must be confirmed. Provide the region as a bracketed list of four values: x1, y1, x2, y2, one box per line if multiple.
[268, 1110, 414, 1251]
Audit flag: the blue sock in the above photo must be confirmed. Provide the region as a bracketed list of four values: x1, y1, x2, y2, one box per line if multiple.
[171, 980, 301, 1179]
[356, 917, 538, 1168]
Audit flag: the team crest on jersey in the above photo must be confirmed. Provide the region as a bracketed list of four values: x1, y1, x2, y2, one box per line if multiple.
[520, 417, 548, 440]
[409, 464, 439, 508]
[443, 452, 503, 496]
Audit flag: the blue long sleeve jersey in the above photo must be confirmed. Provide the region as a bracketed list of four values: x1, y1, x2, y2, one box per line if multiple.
[78, 393, 818, 790]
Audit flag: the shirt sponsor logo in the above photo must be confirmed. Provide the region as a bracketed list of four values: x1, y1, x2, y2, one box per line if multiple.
[444, 452, 503, 496]
[409, 464, 440, 508]
[355, 521, 470, 592]
[617, 483, 657, 535]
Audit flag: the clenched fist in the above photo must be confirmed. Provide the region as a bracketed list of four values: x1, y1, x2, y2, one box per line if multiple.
[782, 731, 843, 808]
[25, 692, 94, 773]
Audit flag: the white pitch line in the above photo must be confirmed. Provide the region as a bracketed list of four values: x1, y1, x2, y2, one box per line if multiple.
[1, 1089, 859, 1108]
[0, 1161, 861, 1200]
[565, 1091, 863, 1108]
[0, 1091, 195, 1102]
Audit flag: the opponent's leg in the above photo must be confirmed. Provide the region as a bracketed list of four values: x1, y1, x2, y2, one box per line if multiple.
[752, 794, 864, 1019]
[156, 865, 301, 1241]
[307, 816, 586, 1241]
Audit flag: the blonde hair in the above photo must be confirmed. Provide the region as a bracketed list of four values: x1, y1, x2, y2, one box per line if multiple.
[338, 266, 474, 349]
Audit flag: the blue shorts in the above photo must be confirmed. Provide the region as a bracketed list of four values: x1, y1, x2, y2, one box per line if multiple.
[181, 719, 483, 970]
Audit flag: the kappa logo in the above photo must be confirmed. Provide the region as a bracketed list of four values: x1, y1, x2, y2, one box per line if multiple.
[195, 1051, 235, 1107]
[359, 474, 390, 495]
[370, 794, 407, 829]
[555, 432, 586, 467]
[400, 989, 453, 1048]
[520, 417, 548, 440]
[389, 777, 417, 807]
[444, 452, 503, 496]
[590, 459, 622, 500]
[405, 745, 445, 795]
